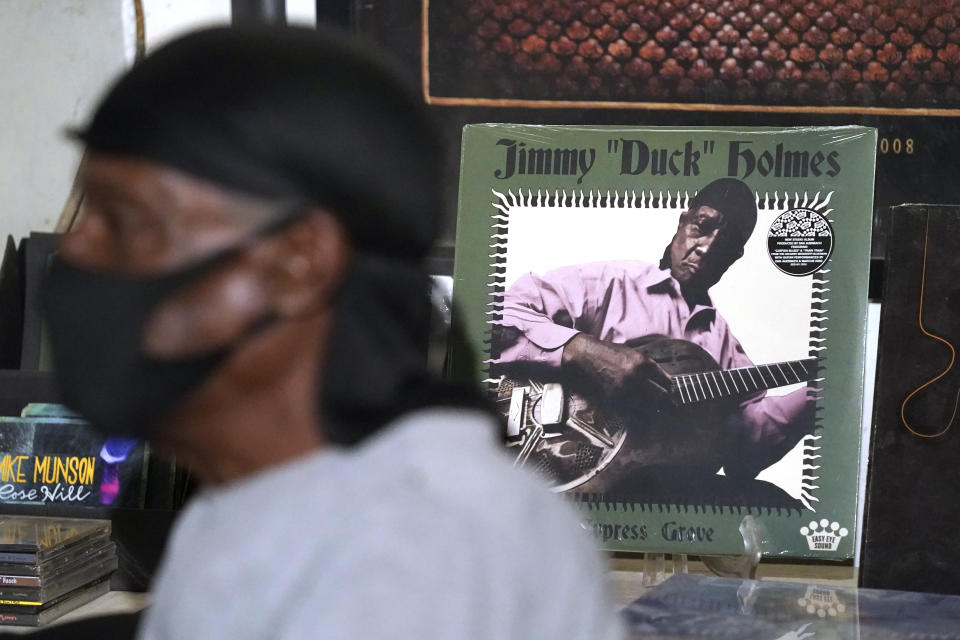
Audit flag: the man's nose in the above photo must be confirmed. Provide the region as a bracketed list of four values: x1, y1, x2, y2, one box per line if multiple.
[693, 230, 720, 255]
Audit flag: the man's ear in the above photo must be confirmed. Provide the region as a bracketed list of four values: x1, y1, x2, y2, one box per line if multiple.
[264, 208, 351, 319]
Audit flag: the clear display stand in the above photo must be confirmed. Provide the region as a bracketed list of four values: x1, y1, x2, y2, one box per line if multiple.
[700, 515, 763, 580]
[635, 515, 762, 587]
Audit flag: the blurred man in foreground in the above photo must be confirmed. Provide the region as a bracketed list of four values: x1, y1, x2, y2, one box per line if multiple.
[40, 26, 623, 640]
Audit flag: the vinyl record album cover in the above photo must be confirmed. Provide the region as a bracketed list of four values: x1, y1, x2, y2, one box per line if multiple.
[0, 416, 147, 508]
[451, 124, 874, 557]
[860, 204, 960, 594]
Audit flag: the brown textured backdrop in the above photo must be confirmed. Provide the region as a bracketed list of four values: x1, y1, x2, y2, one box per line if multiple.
[429, 0, 960, 110]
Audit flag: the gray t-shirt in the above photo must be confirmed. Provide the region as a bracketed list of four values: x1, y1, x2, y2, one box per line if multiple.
[137, 408, 625, 639]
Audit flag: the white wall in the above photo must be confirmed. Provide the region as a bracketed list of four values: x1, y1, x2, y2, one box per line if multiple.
[0, 0, 127, 240]
[1, 0, 317, 242]
[141, 0, 230, 52]
[142, 0, 316, 52]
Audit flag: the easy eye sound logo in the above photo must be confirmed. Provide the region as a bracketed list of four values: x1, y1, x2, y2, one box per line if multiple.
[800, 519, 848, 552]
[797, 585, 846, 619]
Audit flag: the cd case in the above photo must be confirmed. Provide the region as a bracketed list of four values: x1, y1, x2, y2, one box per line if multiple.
[0, 516, 110, 565]
[0, 531, 111, 577]
[0, 542, 116, 602]
[0, 577, 110, 627]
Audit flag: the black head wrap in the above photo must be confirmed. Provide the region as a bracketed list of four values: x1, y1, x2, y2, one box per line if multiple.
[74, 25, 440, 260]
[659, 178, 757, 283]
[687, 177, 758, 246]
[73, 25, 478, 445]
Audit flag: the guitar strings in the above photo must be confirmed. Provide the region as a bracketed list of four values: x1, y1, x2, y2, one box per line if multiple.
[900, 213, 960, 439]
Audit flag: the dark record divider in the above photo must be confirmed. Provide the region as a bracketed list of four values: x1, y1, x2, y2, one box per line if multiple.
[859, 205, 960, 594]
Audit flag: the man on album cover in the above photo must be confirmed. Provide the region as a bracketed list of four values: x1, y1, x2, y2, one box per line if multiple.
[493, 177, 816, 506]
[36, 26, 624, 640]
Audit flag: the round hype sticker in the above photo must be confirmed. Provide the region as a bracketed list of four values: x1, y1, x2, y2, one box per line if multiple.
[767, 208, 834, 276]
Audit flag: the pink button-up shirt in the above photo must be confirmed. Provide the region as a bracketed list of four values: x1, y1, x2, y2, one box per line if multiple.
[493, 260, 811, 475]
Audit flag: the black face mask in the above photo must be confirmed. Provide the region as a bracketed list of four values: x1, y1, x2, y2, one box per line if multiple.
[41, 209, 304, 438]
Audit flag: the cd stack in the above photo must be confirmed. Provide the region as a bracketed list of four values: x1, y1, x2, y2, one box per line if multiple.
[0, 516, 117, 627]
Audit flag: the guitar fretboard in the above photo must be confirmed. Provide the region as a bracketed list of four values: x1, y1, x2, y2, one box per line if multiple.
[671, 358, 817, 405]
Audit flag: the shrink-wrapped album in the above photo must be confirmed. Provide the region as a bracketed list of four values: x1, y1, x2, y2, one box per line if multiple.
[451, 124, 875, 557]
[0, 409, 147, 508]
[624, 573, 960, 638]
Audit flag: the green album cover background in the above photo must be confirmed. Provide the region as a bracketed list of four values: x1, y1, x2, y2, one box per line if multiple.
[452, 125, 875, 558]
